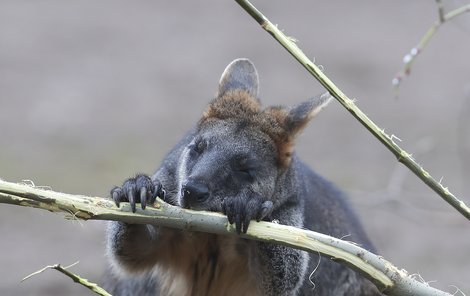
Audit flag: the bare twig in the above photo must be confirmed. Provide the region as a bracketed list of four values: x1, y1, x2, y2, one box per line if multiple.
[436, 0, 445, 24]
[22, 262, 111, 296]
[0, 179, 456, 296]
[234, 0, 470, 221]
[392, 3, 470, 89]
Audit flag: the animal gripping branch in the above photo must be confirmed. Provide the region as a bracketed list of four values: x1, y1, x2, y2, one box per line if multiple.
[0, 179, 454, 296]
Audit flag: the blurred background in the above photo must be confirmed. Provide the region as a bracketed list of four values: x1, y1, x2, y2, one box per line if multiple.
[1, 0, 469, 295]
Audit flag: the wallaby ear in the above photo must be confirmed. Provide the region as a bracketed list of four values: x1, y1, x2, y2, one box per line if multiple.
[285, 92, 332, 136]
[201, 59, 261, 123]
[218, 58, 259, 99]
[263, 92, 332, 168]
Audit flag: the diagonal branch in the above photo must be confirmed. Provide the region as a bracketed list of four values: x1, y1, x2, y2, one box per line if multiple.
[0, 179, 454, 296]
[235, 0, 470, 221]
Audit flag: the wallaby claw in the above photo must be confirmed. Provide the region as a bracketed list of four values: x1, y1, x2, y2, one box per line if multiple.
[258, 200, 273, 221]
[222, 194, 273, 234]
[110, 174, 162, 212]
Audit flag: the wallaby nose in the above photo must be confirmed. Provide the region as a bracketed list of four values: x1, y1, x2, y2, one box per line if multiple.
[181, 181, 210, 207]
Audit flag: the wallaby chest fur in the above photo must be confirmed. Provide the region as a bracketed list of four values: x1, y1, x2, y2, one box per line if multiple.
[154, 232, 260, 296]
[105, 59, 382, 296]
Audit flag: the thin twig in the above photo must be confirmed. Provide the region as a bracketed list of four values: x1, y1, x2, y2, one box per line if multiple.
[21, 261, 80, 282]
[234, 0, 470, 221]
[22, 261, 111, 296]
[392, 3, 470, 89]
[436, 0, 445, 24]
[0, 179, 455, 296]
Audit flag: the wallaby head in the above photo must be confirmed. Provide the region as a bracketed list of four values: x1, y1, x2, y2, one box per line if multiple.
[177, 58, 331, 212]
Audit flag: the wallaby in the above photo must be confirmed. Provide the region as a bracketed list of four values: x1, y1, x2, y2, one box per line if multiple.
[105, 58, 382, 296]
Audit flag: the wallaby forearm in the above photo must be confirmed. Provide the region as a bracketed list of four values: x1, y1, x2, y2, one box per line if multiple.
[106, 222, 161, 273]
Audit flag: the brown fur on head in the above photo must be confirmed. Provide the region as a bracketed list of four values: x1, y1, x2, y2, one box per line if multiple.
[200, 58, 331, 167]
[202, 90, 261, 122]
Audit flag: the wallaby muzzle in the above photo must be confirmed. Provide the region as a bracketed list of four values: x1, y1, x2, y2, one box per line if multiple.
[181, 180, 210, 209]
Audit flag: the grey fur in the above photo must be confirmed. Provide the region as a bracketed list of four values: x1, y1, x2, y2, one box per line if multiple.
[105, 59, 382, 296]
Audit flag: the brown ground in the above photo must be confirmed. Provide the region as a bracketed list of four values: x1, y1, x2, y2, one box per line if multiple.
[1, 1, 469, 295]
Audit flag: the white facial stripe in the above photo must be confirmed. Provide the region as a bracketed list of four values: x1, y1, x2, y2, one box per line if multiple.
[176, 147, 191, 206]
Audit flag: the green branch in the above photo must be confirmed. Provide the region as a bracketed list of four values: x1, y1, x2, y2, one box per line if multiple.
[235, 0, 470, 221]
[393, 2, 470, 89]
[22, 262, 111, 296]
[0, 179, 455, 296]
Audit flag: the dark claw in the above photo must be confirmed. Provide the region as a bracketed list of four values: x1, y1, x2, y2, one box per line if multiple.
[242, 219, 250, 234]
[109, 174, 164, 212]
[111, 186, 123, 207]
[223, 193, 273, 234]
[235, 210, 242, 235]
[127, 188, 136, 213]
[140, 187, 147, 210]
[243, 211, 253, 233]
[153, 183, 164, 203]
[258, 201, 273, 221]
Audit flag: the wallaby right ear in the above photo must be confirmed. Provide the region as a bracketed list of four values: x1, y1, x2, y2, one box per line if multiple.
[218, 58, 259, 99]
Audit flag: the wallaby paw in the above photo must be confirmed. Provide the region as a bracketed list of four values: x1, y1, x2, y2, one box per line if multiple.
[110, 174, 164, 212]
[222, 194, 273, 234]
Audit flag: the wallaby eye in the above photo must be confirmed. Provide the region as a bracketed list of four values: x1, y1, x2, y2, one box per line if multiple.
[189, 138, 206, 155]
[234, 157, 257, 182]
[236, 169, 254, 181]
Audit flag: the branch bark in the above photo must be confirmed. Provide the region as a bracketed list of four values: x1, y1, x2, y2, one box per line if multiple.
[235, 0, 470, 221]
[22, 262, 111, 296]
[0, 179, 454, 296]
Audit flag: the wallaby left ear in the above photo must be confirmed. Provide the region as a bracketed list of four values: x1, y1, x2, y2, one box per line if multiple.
[266, 92, 332, 168]
[218, 58, 259, 99]
[285, 92, 332, 136]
